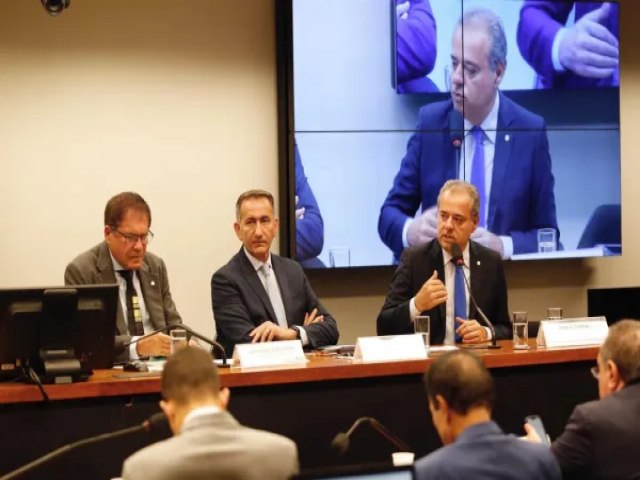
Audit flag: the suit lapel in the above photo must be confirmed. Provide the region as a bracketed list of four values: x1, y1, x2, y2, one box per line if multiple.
[96, 243, 126, 335]
[138, 262, 165, 330]
[236, 250, 278, 323]
[488, 93, 513, 230]
[425, 241, 446, 321]
[469, 242, 483, 320]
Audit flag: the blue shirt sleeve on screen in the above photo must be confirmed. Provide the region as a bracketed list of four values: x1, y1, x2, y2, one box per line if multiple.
[295, 143, 324, 261]
[396, 0, 437, 84]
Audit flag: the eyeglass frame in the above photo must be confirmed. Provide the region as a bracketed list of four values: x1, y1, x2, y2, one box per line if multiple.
[110, 227, 154, 246]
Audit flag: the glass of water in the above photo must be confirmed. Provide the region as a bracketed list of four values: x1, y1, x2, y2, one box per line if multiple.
[547, 307, 563, 320]
[537, 228, 557, 253]
[170, 328, 188, 355]
[512, 312, 529, 350]
[415, 315, 430, 353]
[329, 247, 351, 268]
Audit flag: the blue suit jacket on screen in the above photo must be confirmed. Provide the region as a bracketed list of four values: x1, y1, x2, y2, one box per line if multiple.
[378, 92, 558, 258]
[414, 421, 561, 480]
[294, 142, 324, 262]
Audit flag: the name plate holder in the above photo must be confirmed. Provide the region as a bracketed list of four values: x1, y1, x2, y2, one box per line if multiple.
[232, 340, 307, 368]
[354, 334, 427, 362]
[537, 316, 608, 348]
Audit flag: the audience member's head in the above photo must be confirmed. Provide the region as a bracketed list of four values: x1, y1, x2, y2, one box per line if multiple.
[103, 192, 153, 270]
[424, 350, 494, 445]
[450, 7, 506, 125]
[234, 189, 279, 262]
[596, 319, 640, 398]
[436, 180, 479, 253]
[160, 347, 229, 434]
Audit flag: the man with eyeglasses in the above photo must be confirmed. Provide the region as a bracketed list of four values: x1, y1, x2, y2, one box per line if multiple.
[211, 189, 339, 356]
[525, 319, 640, 479]
[377, 180, 511, 345]
[65, 192, 182, 361]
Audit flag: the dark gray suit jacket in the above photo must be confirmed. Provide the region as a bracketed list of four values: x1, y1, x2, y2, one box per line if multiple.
[64, 242, 182, 361]
[377, 239, 511, 343]
[211, 249, 339, 355]
[122, 410, 299, 480]
[551, 381, 640, 480]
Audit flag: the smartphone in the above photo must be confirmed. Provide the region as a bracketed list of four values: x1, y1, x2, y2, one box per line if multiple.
[525, 415, 551, 445]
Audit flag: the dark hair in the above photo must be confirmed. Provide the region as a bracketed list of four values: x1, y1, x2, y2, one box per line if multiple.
[104, 192, 152, 228]
[601, 319, 640, 384]
[235, 189, 275, 220]
[424, 350, 494, 414]
[161, 347, 220, 405]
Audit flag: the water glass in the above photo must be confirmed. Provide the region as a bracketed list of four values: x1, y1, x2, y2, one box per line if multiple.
[170, 328, 188, 355]
[512, 311, 529, 350]
[537, 228, 557, 253]
[547, 307, 563, 320]
[415, 315, 430, 353]
[329, 247, 351, 268]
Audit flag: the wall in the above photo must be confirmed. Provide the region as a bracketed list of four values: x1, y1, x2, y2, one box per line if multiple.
[0, 0, 637, 345]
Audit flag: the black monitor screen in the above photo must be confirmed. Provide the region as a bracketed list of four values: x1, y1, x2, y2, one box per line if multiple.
[0, 284, 118, 380]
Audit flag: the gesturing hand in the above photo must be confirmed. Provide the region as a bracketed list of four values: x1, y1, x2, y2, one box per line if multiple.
[415, 270, 447, 312]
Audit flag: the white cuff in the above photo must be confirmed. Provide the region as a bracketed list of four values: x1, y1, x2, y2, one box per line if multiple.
[402, 218, 412, 248]
[129, 337, 140, 360]
[409, 297, 420, 321]
[552, 28, 567, 72]
[296, 326, 309, 346]
[499, 235, 513, 260]
[484, 326, 493, 341]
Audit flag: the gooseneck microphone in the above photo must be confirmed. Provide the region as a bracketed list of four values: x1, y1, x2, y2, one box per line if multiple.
[450, 244, 501, 349]
[122, 324, 230, 367]
[0, 413, 168, 480]
[332, 417, 411, 456]
[450, 110, 463, 178]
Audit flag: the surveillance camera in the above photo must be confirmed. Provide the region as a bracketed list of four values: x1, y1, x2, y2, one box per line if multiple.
[41, 0, 70, 16]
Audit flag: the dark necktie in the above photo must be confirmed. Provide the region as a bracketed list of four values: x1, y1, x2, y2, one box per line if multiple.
[470, 126, 486, 227]
[119, 270, 144, 336]
[453, 261, 466, 343]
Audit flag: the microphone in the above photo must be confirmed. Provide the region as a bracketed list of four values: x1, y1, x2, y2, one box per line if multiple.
[0, 413, 168, 480]
[449, 110, 463, 178]
[122, 324, 230, 368]
[450, 244, 501, 349]
[332, 417, 411, 456]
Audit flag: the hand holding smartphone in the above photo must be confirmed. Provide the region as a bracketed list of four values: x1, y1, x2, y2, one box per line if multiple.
[525, 415, 551, 446]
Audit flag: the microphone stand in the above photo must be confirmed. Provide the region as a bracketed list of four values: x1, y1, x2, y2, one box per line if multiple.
[332, 417, 411, 456]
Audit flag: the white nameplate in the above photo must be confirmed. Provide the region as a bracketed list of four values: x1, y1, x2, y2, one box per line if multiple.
[537, 316, 608, 348]
[232, 340, 306, 368]
[354, 334, 427, 362]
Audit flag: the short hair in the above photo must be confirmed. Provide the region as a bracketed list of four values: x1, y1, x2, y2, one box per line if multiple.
[600, 320, 640, 384]
[235, 189, 275, 221]
[161, 347, 220, 405]
[458, 8, 507, 72]
[437, 180, 480, 221]
[424, 350, 494, 414]
[104, 192, 152, 228]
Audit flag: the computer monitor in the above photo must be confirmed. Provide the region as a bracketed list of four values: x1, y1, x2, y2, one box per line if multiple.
[587, 287, 640, 325]
[0, 284, 118, 383]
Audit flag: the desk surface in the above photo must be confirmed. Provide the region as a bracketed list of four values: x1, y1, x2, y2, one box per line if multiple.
[0, 340, 598, 405]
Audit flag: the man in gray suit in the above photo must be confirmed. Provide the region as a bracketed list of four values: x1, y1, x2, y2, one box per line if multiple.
[122, 346, 299, 480]
[526, 319, 640, 479]
[212, 189, 338, 355]
[415, 350, 560, 480]
[65, 192, 182, 361]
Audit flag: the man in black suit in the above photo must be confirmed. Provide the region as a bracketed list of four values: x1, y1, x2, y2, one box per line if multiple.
[526, 319, 640, 479]
[211, 189, 339, 355]
[377, 180, 511, 345]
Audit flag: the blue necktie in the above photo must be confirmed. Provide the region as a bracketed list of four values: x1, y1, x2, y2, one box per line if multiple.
[470, 126, 486, 227]
[454, 263, 466, 343]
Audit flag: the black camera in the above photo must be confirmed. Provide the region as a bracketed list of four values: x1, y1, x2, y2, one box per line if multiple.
[41, 0, 70, 16]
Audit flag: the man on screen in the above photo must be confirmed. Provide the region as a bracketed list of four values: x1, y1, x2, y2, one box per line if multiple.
[377, 180, 511, 345]
[379, 7, 558, 260]
[525, 320, 640, 479]
[517, 1, 619, 89]
[415, 350, 561, 480]
[65, 192, 182, 362]
[211, 189, 339, 355]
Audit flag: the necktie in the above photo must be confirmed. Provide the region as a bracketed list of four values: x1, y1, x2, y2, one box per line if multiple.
[119, 270, 144, 336]
[453, 262, 466, 343]
[470, 126, 486, 227]
[259, 264, 288, 328]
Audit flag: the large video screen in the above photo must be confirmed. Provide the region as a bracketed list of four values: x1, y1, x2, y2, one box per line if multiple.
[285, 0, 621, 268]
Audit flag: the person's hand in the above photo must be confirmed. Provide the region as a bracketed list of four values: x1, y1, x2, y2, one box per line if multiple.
[295, 196, 305, 220]
[471, 227, 504, 257]
[396, 1, 410, 19]
[415, 270, 447, 312]
[250, 321, 297, 343]
[137, 332, 171, 357]
[455, 317, 488, 344]
[523, 422, 542, 443]
[407, 206, 438, 247]
[303, 308, 324, 326]
[558, 3, 618, 79]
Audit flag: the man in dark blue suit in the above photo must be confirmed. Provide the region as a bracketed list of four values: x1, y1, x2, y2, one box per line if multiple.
[379, 7, 558, 260]
[415, 350, 561, 480]
[517, 1, 619, 89]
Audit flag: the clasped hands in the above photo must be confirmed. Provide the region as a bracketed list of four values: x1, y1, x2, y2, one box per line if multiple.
[250, 308, 324, 343]
[415, 270, 488, 344]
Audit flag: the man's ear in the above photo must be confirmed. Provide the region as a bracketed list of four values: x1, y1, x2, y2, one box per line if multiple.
[494, 62, 506, 86]
[218, 387, 230, 410]
[606, 359, 625, 392]
[160, 399, 174, 419]
[234, 222, 241, 240]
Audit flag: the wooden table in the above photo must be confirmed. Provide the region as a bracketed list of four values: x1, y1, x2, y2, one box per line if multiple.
[0, 340, 598, 479]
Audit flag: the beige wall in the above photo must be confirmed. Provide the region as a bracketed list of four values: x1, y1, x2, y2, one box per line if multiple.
[0, 0, 636, 343]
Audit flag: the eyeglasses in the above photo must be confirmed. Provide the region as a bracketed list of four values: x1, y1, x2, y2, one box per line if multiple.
[590, 365, 600, 380]
[112, 229, 154, 246]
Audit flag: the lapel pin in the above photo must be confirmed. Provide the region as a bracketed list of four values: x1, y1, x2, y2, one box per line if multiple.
[150, 281, 156, 286]
[476, 261, 481, 266]
[504, 134, 510, 142]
